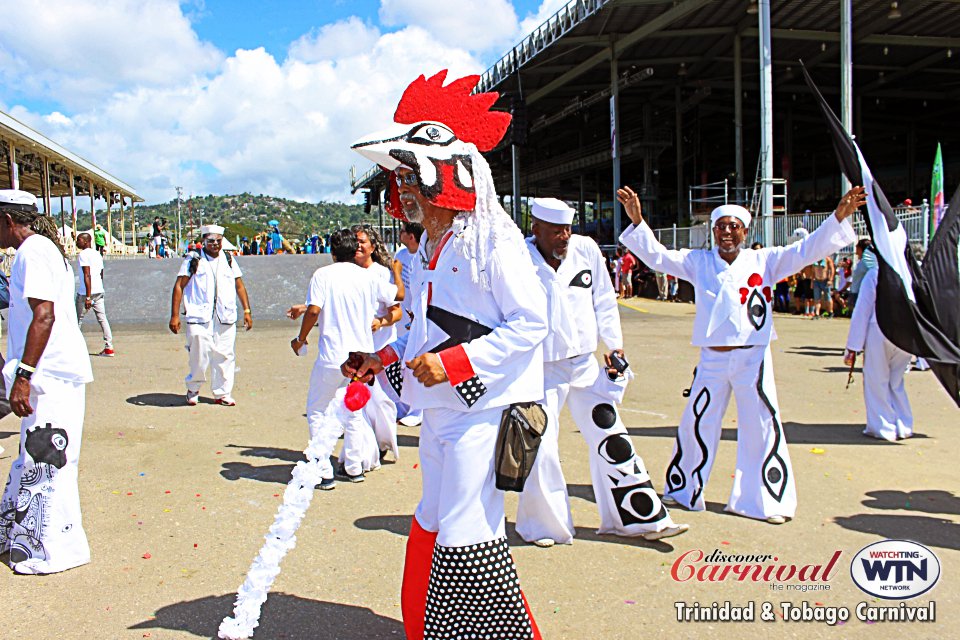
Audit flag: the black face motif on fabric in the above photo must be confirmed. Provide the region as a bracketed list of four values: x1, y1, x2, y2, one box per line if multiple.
[25, 424, 69, 469]
[756, 359, 789, 502]
[611, 481, 668, 525]
[597, 434, 635, 466]
[739, 273, 772, 332]
[591, 403, 617, 429]
[569, 269, 593, 289]
[0, 461, 54, 565]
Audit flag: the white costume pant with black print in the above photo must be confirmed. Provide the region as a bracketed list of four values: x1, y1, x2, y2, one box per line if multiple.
[862, 323, 913, 441]
[306, 364, 379, 478]
[415, 405, 534, 639]
[516, 355, 676, 543]
[185, 319, 236, 398]
[0, 377, 89, 574]
[663, 345, 796, 520]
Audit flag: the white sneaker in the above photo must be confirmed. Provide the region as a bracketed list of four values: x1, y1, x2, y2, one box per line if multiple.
[766, 515, 787, 525]
[531, 538, 556, 548]
[186, 391, 199, 406]
[661, 495, 678, 506]
[642, 523, 690, 541]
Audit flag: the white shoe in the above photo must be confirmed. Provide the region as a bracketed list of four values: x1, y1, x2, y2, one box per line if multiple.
[661, 495, 678, 506]
[186, 391, 199, 406]
[398, 414, 422, 427]
[766, 515, 787, 525]
[532, 538, 556, 548]
[642, 523, 690, 541]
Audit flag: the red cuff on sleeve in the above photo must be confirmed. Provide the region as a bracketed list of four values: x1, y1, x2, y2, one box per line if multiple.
[376, 346, 399, 366]
[438, 344, 476, 386]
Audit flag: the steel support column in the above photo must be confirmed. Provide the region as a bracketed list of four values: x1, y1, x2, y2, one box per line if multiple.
[734, 33, 744, 201]
[840, 0, 853, 192]
[759, 0, 774, 245]
[511, 144, 521, 226]
[610, 48, 622, 241]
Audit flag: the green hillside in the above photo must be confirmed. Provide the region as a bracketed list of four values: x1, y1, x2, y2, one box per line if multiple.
[76, 193, 387, 243]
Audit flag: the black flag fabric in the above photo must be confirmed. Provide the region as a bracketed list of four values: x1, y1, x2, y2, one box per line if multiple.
[802, 64, 960, 407]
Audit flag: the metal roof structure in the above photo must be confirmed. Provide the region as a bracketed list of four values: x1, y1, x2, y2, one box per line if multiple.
[0, 109, 141, 205]
[354, 0, 960, 241]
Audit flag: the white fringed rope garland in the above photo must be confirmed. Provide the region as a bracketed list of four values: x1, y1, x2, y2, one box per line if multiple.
[218, 385, 367, 639]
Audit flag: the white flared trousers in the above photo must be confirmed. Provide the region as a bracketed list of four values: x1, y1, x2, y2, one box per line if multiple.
[663, 345, 797, 521]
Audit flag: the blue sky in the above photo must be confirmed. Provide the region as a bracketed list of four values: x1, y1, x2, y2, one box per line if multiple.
[0, 0, 565, 204]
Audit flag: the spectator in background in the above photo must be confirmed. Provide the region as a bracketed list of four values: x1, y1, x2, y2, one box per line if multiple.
[612, 248, 622, 296]
[751, 242, 764, 250]
[75, 232, 114, 357]
[774, 275, 791, 313]
[242, 238, 251, 255]
[848, 238, 876, 309]
[811, 254, 835, 318]
[93, 224, 107, 255]
[619, 249, 636, 298]
[393, 220, 424, 427]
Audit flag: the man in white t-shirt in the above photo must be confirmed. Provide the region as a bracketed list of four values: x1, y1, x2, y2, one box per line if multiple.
[291, 229, 398, 487]
[0, 190, 94, 574]
[75, 232, 114, 356]
[169, 224, 252, 406]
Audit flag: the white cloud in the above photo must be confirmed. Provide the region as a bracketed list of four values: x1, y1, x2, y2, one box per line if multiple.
[3, 1, 540, 205]
[379, 0, 519, 53]
[0, 0, 223, 111]
[11, 21, 484, 204]
[518, 0, 573, 38]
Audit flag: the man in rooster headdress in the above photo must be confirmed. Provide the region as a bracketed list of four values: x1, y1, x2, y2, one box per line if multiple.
[345, 71, 547, 639]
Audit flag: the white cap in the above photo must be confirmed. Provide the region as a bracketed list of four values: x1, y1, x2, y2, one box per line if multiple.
[531, 198, 575, 225]
[0, 189, 38, 208]
[200, 224, 225, 237]
[792, 227, 810, 239]
[710, 204, 751, 228]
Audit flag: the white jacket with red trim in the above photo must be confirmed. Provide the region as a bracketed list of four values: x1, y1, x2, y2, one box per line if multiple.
[525, 234, 622, 362]
[619, 214, 856, 347]
[378, 222, 547, 411]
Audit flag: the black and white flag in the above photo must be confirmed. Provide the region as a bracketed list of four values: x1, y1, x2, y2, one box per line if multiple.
[803, 64, 960, 407]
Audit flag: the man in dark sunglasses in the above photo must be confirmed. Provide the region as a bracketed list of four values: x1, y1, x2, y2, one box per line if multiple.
[616, 186, 864, 526]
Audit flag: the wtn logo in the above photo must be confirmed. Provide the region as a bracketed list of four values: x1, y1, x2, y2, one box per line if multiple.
[861, 558, 927, 583]
[851, 541, 940, 600]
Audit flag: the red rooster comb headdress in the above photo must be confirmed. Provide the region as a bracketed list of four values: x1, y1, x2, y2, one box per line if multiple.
[351, 71, 511, 219]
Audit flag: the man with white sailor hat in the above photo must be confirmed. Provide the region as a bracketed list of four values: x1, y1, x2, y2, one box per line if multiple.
[169, 224, 252, 406]
[516, 197, 687, 546]
[616, 185, 864, 524]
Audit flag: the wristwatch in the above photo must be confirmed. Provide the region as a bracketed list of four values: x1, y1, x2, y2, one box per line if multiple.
[15, 365, 34, 380]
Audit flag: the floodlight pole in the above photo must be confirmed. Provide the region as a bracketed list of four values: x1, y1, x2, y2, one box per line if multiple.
[840, 0, 853, 193]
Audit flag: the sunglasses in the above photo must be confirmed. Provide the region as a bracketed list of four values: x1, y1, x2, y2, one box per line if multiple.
[204, 237, 223, 244]
[713, 222, 744, 232]
[395, 171, 419, 187]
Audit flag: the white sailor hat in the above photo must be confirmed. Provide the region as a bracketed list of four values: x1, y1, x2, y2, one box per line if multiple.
[792, 227, 810, 239]
[710, 204, 751, 228]
[0, 189, 38, 209]
[531, 198, 575, 225]
[200, 224, 225, 237]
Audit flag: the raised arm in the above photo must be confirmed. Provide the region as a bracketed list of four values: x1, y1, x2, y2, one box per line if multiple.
[616, 186, 697, 282]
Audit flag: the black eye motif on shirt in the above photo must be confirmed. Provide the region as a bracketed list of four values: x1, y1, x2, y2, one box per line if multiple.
[569, 269, 592, 289]
[739, 272, 772, 331]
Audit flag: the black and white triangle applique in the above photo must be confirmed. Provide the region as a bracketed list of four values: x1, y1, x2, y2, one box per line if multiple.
[569, 269, 593, 288]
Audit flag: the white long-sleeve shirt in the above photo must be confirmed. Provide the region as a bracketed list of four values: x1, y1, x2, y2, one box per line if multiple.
[525, 234, 622, 362]
[619, 214, 856, 347]
[846, 267, 879, 352]
[380, 223, 547, 411]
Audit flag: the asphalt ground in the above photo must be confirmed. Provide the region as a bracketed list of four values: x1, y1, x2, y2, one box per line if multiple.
[0, 300, 956, 639]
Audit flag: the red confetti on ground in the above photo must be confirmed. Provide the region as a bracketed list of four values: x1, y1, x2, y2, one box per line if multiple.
[413, 464, 419, 469]
[216, 451, 223, 454]
[273, 494, 279, 497]
[164, 490, 171, 494]
[126, 492, 133, 496]
[193, 543, 198, 548]
[202, 507, 206, 510]
[720, 541, 730, 545]
[624, 600, 636, 605]
[142, 553, 152, 559]
[195, 493, 201, 497]
[815, 602, 824, 606]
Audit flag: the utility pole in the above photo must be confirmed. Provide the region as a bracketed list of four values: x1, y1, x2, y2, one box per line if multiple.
[176, 186, 183, 252]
